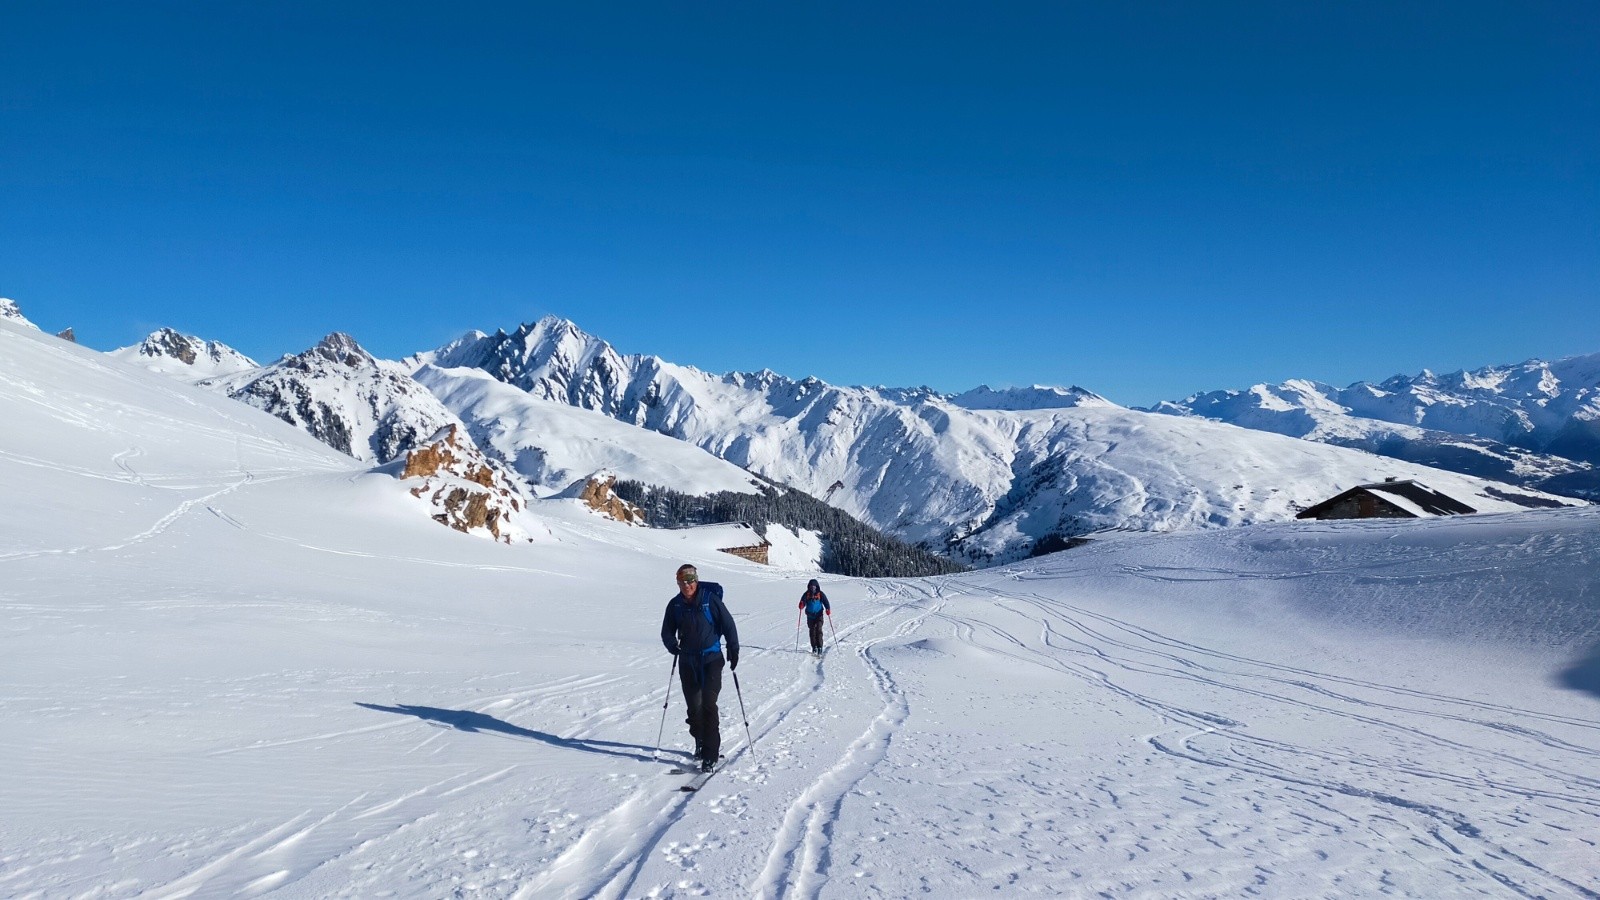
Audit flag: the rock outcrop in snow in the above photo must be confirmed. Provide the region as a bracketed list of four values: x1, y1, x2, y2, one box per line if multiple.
[1, 298, 37, 329]
[573, 474, 647, 525]
[397, 424, 533, 542]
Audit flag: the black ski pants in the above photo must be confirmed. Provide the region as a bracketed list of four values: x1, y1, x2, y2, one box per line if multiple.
[679, 651, 725, 762]
[807, 616, 825, 651]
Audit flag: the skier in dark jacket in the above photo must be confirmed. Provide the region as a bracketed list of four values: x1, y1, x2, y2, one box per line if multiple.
[799, 578, 831, 655]
[660, 564, 740, 772]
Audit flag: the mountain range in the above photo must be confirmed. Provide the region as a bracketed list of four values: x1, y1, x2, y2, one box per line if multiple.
[15, 298, 1562, 565]
[1148, 357, 1600, 500]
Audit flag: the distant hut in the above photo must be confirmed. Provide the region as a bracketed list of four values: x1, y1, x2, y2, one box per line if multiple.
[1296, 478, 1476, 521]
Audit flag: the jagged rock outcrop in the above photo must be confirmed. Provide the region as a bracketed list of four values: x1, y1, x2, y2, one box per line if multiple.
[55, 327, 76, 343]
[1, 298, 37, 329]
[206, 332, 461, 463]
[575, 474, 647, 525]
[397, 424, 533, 543]
[110, 328, 259, 382]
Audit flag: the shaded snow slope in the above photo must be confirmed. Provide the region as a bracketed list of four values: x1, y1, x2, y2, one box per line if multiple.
[3, 313, 1597, 897]
[423, 318, 1576, 565]
[415, 364, 765, 497]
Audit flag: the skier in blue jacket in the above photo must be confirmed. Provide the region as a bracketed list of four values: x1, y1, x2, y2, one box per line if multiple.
[799, 578, 831, 655]
[661, 564, 740, 772]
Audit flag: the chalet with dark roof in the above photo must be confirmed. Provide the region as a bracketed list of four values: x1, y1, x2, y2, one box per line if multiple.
[1296, 478, 1477, 521]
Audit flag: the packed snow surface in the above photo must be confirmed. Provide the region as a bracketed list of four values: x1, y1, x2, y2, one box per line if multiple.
[4, 318, 1599, 898]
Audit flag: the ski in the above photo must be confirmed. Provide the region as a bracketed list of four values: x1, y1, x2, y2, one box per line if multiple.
[680, 766, 718, 792]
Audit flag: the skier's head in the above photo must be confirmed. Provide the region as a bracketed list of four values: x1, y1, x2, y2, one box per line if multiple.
[807, 579, 820, 591]
[676, 564, 699, 599]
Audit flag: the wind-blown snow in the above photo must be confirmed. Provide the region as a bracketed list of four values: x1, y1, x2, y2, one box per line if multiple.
[3, 313, 1598, 898]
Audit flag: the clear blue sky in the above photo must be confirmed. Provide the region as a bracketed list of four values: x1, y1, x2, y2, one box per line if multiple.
[3, 2, 1596, 406]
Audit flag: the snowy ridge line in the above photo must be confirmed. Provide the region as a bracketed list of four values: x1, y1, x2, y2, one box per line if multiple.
[940, 582, 1600, 897]
[751, 581, 939, 900]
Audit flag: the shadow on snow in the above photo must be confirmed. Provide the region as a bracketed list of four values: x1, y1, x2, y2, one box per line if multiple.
[1557, 645, 1600, 701]
[355, 702, 679, 764]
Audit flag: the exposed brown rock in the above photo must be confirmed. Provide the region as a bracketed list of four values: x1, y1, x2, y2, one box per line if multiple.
[397, 424, 529, 543]
[577, 475, 647, 525]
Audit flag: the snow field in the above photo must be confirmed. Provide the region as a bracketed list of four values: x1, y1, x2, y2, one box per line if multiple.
[3, 317, 1599, 897]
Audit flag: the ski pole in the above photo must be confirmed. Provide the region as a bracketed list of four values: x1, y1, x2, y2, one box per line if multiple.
[731, 669, 757, 760]
[828, 613, 840, 649]
[652, 654, 678, 762]
[794, 609, 802, 652]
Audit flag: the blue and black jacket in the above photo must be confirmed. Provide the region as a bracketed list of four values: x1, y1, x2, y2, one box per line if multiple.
[661, 581, 739, 665]
[800, 580, 831, 621]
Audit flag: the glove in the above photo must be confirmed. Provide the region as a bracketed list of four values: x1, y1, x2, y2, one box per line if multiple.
[825, 609, 831, 615]
[728, 653, 739, 671]
[667, 646, 679, 656]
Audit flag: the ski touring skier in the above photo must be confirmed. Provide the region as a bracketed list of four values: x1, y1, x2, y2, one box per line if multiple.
[660, 564, 740, 773]
[799, 578, 831, 655]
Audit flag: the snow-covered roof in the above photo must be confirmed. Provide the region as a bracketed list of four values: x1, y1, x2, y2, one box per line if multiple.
[1298, 479, 1477, 519]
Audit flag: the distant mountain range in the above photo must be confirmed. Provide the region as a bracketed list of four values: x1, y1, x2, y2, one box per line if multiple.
[1146, 355, 1600, 500]
[0, 290, 1552, 565]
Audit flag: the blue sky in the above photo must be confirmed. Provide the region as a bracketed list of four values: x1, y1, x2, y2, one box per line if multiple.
[3, 2, 1595, 406]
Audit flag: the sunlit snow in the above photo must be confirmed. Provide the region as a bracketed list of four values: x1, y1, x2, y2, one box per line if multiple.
[3, 318, 1597, 898]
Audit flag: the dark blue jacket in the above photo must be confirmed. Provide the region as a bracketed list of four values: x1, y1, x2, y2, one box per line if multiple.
[661, 581, 739, 661]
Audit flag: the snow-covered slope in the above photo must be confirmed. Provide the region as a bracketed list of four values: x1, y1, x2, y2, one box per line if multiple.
[205, 332, 464, 464]
[1153, 355, 1600, 498]
[110, 327, 259, 382]
[419, 317, 1577, 564]
[414, 364, 766, 497]
[3, 316, 1595, 897]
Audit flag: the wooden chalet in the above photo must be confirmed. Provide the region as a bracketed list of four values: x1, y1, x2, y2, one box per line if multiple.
[1296, 478, 1476, 521]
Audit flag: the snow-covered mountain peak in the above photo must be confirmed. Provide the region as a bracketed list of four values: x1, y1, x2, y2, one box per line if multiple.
[202, 333, 464, 464]
[110, 328, 258, 382]
[304, 332, 376, 369]
[948, 384, 1115, 411]
[1, 297, 37, 329]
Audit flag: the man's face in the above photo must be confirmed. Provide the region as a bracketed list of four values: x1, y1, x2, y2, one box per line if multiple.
[677, 573, 699, 599]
